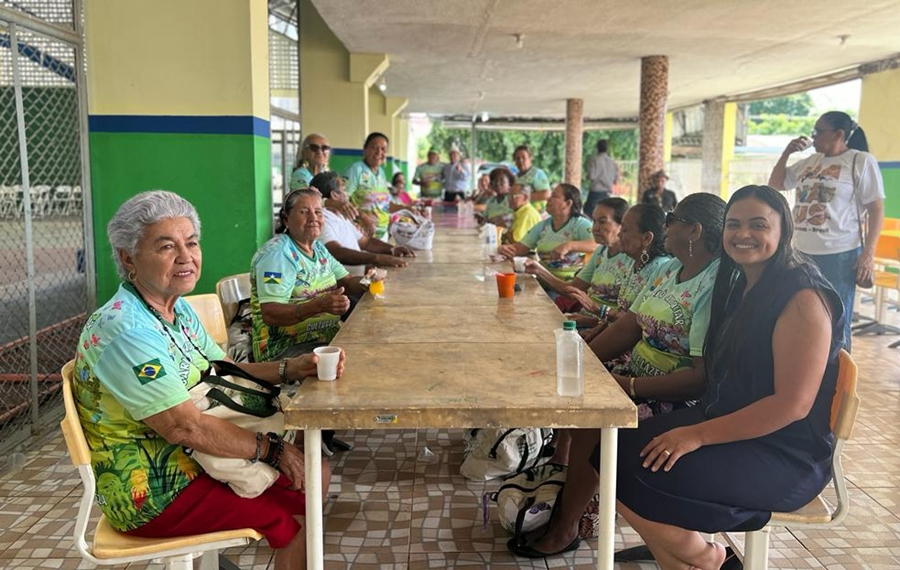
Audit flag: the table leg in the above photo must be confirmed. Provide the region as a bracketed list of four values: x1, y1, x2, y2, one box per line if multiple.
[304, 429, 324, 570]
[597, 427, 618, 570]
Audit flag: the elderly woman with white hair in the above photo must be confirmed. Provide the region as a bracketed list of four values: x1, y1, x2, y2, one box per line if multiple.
[74, 190, 340, 570]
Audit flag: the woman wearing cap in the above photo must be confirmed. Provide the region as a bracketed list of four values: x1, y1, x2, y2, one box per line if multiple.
[641, 170, 679, 213]
[769, 111, 884, 350]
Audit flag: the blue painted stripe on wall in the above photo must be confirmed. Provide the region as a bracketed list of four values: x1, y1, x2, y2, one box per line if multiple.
[331, 148, 363, 157]
[880, 161, 900, 169]
[88, 115, 270, 137]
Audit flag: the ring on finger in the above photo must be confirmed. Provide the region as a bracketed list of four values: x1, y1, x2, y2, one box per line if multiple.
[662, 449, 672, 456]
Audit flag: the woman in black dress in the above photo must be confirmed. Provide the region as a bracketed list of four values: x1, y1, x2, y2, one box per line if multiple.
[612, 185, 843, 569]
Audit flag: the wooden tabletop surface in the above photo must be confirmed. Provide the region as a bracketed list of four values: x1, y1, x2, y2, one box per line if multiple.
[284, 220, 637, 431]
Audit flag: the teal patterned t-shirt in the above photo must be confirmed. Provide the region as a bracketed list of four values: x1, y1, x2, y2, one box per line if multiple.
[250, 233, 349, 361]
[520, 216, 594, 280]
[575, 245, 631, 311]
[616, 255, 672, 312]
[344, 161, 391, 239]
[74, 284, 224, 532]
[628, 257, 719, 378]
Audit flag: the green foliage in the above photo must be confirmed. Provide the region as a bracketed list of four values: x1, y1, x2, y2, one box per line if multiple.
[748, 94, 813, 117]
[748, 115, 816, 135]
[421, 120, 638, 185]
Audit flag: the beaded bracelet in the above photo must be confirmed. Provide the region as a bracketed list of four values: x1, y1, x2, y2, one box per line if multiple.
[262, 432, 280, 465]
[262, 432, 285, 470]
[250, 432, 263, 463]
[598, 305, 609, 320]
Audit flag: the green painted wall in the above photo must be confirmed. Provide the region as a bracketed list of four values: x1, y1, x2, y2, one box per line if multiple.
[882, 167, 900, 218]
[89, 132, 271, 301]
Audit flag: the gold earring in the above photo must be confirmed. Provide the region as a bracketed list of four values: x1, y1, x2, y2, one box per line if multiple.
[688, 239, 694, 258]
[127, 271, 136, 282]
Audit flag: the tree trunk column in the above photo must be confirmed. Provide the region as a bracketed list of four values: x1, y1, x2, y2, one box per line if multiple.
[565, 98, 584, 187]
[639, 56, 669, 194]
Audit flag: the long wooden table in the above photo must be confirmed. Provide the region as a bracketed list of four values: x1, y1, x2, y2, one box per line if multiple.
[284, 221, 637, 570]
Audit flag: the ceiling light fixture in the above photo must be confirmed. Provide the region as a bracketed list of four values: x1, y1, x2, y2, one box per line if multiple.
[514, 33, 524, 49]
[377, 76, 387, 92]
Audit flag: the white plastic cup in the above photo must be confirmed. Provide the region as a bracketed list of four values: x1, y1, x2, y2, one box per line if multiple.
[513, 256, 528, 273]
[313, 346, 341, 381]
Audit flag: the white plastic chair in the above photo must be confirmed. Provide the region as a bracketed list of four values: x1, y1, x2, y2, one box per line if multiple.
[216, 273, 252, 326]
[724, 350, 860, 569]
[60, 361, 263, 570]
[183, 293, 229, 350]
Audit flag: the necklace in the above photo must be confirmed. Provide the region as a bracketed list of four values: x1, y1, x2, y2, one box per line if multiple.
[125, 283, 211, 369]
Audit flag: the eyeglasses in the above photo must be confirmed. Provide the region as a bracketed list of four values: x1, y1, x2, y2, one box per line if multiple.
[307, 143, 331, 153]
[810, 128, 835, 138]
[665, 212, 692, 227]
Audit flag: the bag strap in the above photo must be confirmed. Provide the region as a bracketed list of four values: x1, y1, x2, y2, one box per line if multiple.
[488, 428, 518, 459]
[210, 360, 280, 394]
[204, 387, 278, 418]
[512, 496, 537, 547]
[851, 152, 866, 250]
[203, 374, 280, 400]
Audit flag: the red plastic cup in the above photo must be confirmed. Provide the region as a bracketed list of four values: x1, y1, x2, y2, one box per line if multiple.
[495, 272, 516, 298]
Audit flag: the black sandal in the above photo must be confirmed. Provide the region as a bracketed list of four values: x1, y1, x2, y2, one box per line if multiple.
[507, 536, 581, 558]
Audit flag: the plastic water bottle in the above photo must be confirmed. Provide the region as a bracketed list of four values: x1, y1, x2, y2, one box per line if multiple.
[555, 321, 584, 396]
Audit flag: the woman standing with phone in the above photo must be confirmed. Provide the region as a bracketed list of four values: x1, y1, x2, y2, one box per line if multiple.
[769, 111, 884, 349]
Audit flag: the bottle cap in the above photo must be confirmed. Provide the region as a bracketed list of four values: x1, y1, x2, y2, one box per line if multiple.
[563, 320, 576, 331]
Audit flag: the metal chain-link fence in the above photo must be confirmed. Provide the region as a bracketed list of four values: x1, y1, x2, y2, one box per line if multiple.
[0, 3, 90, 466]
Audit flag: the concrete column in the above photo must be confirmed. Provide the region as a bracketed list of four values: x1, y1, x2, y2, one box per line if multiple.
[85, 0, 270, 300]
[397, 117, 410, 186]
[385, 97, 408, 177]
[860, 65, 900, 218]
[300, 0, 387, 174]
[701, 99, 736, 197]
[565, 98, 584, 187]
[638, 56, 668, 194]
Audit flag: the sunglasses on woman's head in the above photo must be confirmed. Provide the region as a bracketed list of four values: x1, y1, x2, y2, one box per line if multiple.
[308, 143, 331, 153]
[665, 212, 692, 227]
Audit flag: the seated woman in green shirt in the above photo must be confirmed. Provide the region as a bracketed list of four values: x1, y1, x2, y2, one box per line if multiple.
[497, 183, 595, 281]
[524, 197, 630, 324]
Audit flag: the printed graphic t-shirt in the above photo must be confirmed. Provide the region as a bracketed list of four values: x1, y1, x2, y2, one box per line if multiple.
[575, 245, 631, 311]
[74, 283, 224, 531]
[250, 233, 349, 361]
[344, 161, 391, 239]
[784, 150, 884, 255]
[414, 162, 444, 198]
[628, 257, 719, 378]
[520, 216, 594, 280]
[516, 167, 551, 212]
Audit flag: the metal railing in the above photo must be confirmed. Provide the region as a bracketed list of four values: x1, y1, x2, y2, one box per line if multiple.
[0, 0, 92, 467]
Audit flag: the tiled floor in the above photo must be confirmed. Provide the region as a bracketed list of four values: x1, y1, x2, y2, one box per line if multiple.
[1, 304, 898, 569]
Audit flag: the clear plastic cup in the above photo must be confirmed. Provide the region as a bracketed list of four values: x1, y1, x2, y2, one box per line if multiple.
[513, 256, 528, 273]
[313, 346, 341, 381]
[369, 279, 385, 295]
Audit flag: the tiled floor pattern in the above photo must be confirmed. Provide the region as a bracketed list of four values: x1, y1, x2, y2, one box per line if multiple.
[1, 304, 899, 569]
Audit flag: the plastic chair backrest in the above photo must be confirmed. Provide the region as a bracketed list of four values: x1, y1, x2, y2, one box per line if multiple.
[882, 217, 900, 231]
[183, 294, 228, 347]
[830, 349, 860, 439]
[60, 360, 91, 467]
[874, 233, 900, 263]
[216, 273, 251, 325]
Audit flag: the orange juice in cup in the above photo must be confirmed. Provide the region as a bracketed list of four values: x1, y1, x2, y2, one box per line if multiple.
[369, 280, 385, 295]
